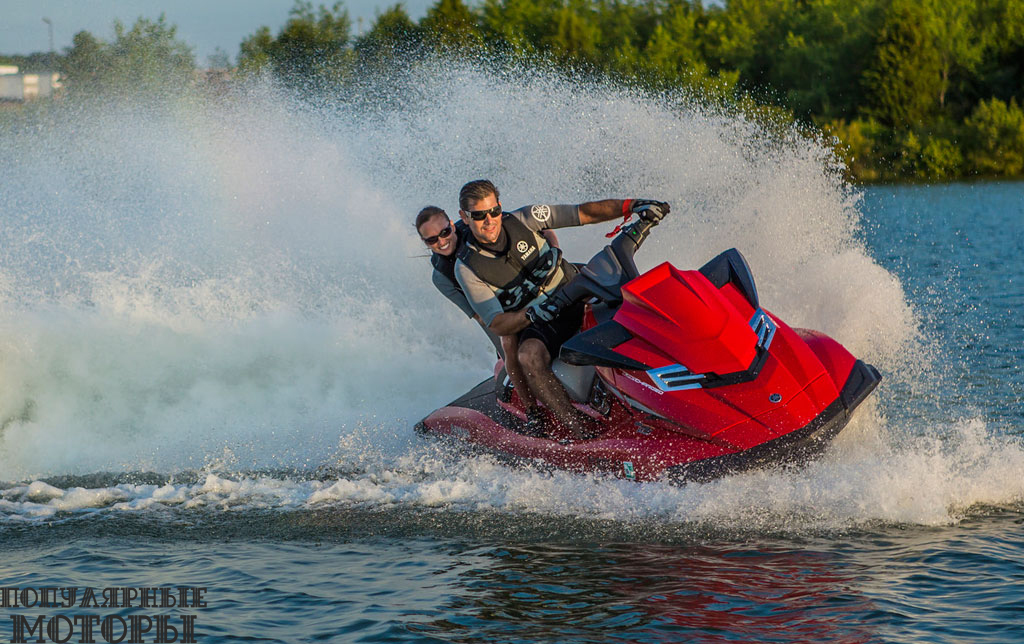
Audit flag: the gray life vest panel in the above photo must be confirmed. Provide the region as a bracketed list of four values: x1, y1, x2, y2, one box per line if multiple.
[457, 214, 575, 312]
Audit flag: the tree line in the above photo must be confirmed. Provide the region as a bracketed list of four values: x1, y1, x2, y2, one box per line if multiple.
[3, 0, 1023, 182]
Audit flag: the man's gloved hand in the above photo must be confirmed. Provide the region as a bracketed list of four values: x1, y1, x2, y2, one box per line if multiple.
[525, 292, 562, 324]
[630, 199, 671, 223]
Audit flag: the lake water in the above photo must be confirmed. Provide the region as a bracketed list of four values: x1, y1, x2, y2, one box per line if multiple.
[1, 65, 1022, 643]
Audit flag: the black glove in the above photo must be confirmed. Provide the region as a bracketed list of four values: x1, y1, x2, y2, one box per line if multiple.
[630, 199, 670, 223]
[525, 292, 562, 324]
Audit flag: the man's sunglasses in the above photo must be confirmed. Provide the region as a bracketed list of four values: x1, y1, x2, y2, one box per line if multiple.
[466, 204, 503, 221]
[421, 224, 453, 245]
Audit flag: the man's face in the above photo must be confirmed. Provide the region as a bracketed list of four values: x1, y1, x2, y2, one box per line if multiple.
[418, 214, 456, 256]
[460, 192, 503, 245]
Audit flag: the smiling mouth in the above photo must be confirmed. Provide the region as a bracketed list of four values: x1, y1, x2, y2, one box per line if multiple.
[437, 239, 452, 251]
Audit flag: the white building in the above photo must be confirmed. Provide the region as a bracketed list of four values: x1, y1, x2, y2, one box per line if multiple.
[0, 65, 61, 101]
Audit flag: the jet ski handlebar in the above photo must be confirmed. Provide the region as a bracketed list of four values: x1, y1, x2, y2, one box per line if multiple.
[535, 217, 659, 317]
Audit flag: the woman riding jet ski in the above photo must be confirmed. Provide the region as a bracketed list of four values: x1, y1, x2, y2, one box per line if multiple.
[416, 215, 881, 483]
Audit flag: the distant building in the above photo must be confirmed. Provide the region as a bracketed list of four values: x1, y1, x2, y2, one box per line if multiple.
[0, 65, 61, 101]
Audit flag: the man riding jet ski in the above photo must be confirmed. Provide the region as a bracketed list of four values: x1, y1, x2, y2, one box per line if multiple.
[452, 179, 671, 439]
[417, 201, 882, 483]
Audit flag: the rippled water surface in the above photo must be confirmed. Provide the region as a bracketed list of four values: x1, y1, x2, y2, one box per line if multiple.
[5, 505, 1024, 643]
[1, 62, 1023, 642]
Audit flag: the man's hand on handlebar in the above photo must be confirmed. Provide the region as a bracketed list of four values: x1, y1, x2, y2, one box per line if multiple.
[630, 199, 671, 223]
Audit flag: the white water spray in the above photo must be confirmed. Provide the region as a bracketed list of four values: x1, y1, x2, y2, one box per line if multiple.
[0, 60, 940, 524]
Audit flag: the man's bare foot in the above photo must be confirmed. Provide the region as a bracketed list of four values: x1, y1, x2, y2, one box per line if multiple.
[522, 406, 548, 438]
[566, 411, 602, 441]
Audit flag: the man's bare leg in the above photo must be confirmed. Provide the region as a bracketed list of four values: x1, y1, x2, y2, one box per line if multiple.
[518, 338, 593, 438]
[500, 335, 537, 410]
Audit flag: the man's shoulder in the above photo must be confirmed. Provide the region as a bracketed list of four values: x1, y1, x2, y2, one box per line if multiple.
[453, 256, 473, 277]
[454, 257, 497, 298]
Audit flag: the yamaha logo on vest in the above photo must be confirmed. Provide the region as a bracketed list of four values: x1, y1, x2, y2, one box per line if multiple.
[517, 240, 535, 261]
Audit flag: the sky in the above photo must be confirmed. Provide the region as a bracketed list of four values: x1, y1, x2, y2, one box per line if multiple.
[0, 0, 434, 65]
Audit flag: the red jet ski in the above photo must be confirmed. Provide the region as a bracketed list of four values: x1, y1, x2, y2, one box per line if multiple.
[417, 216, 881, 483]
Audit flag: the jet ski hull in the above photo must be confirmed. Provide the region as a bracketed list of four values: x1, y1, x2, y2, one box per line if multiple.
[416, 357, 880, 483]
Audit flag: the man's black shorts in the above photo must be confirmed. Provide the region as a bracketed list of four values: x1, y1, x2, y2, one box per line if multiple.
[518, 302, 586, 359]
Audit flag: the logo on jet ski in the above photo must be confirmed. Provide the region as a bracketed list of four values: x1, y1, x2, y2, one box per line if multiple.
[531, 205, 551, 222]
[622, 462, 636, 480]
[622, 372, 664, 395]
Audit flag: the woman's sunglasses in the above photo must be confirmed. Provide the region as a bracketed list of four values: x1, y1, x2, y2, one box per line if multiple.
[466, 204, 502, 221]
[421, 224, 453, 245]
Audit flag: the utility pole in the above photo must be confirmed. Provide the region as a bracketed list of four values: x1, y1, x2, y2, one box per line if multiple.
[42, 17, 54, 67]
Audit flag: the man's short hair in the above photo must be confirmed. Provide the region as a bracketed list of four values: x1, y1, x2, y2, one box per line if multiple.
[459, 180, 499, 211]
[415, 206, 447, 231]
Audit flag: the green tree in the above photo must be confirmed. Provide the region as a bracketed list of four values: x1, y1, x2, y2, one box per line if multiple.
[480, 0, 546, 57]
[238, 1, 353, 91]
[61, 30, 107, 93]
[702, 0, 793, 88]
[642, 3, 703, 77]
[821, 117, 888, 181]
[354, 4, 423, 69]
[632, 3, 736, 97]
[964, 97, 1024, 175]
[594, 0, 646, 68]
[544, 0, 602, 63]
[420, 0, 483, 53]
[973, 0, 1024, 106]
[862, 0, 943, 128]
[237, 26, 274, 75]
[922, 137, 963, 179]
[923, 0, 991, 113]
[108, 16, 195, 91]
[769, 0, 881, 119]
[59, 16, 195, 97]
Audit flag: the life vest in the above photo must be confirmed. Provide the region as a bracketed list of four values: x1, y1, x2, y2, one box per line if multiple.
[456, 214, 574, 311]
[430, 220, 470, 293]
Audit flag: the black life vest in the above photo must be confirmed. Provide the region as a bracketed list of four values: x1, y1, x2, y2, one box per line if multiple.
[456, 214, 573, 312]
[430, 220, 470, 293]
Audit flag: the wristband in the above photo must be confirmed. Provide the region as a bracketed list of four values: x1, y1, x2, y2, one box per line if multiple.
[622, 199, 633, 216]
